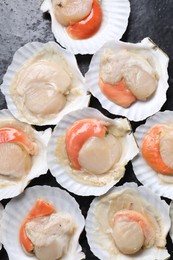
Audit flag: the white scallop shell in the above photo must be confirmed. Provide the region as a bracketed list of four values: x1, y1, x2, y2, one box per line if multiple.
[169, 200, 173, 242]
[132, 110, 173, 199]
[85, 182, 170, 260]
[1, 185, 85, 260]
[48, 107, 138, 196]
[85, 37, 169, 121]
[1, 41, 90, 125]
[40, 0, 130, 55]
[0, 203, 4, 250]
[0, 109, 51, 200]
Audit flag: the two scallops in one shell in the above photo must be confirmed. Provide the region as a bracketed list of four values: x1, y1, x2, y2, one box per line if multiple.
[86, 37, 169, 121]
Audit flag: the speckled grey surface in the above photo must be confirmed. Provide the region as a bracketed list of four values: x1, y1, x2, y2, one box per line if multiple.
[0, 0, 173, 259]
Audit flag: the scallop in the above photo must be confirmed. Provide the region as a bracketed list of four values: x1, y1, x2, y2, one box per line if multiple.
[0, 109, 51, 200]
[25, 212, 76, 260]
[52, 0, 93, 27]
[21, 61, 71, 117]
[85, 37, 169, 121]
[100, 49, 158, 103]
[1, 41, 90, 125]
[24, 86, 66, 117]
[48, 107, 139, 196]
[78, 134, 122, 175]
[112, 211, 146, 254]
[141, 124, 173, 175]
[1, 185, 85, 260]
[159, 126, 173, 169]
[0, 143, 31, 179]
[40, 0, 130, 54]
[85, 183, 170, 259]
[132, 110, 173, 199]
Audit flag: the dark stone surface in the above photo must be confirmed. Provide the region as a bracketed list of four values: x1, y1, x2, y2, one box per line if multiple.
[0, 0, 173, 259]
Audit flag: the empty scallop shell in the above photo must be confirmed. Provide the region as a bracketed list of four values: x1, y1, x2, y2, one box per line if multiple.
[0, 109, 51, 200]
[85, 37, 169, 121]
[40, 0, 130, 54]
[1, 41, 90, 125]
[85, 182, 170, 260]
[0, 203, 4, 250]
[1, 185, 85, 260]
[132, 110, 173, 199]
[48, 107, 138, 196]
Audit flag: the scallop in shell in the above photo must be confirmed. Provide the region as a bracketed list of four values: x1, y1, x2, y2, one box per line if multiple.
[85, 37, 169, 121]
[0, 109, 50, 200]
[40, 0, 130, 54]
[1, 41, 90, 125]
[132, 110, 173, 199]
[85, 183, 170, 260]
[48, 107, 139, 196]
[1, 185, 85, 260]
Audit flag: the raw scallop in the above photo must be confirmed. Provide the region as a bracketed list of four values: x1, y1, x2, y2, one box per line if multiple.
[1, 41, 90, 125]
[48, 107, 138, 196]
[86, 38, 169, 121]
[85, 183, 170, 259]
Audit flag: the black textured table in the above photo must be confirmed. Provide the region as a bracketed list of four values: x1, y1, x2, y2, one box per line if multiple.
[0, 0, 173, 259]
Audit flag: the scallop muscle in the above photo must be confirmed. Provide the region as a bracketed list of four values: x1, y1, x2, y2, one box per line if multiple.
[78, 134, 122, 174]
[159, 128, 173, 169]
[19, 61, 71, 116]
[112, 217, 144, 255]
[25, 212, 75, 260]
[123, 65, 157, 101]
[100, 49, 158, 101]
[24, 86, 66, 116]
[53, 0, 93, 26]
[100, 50, 128, 84]
[0, 143, 31, 178]
[17, 61, 71, 95]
